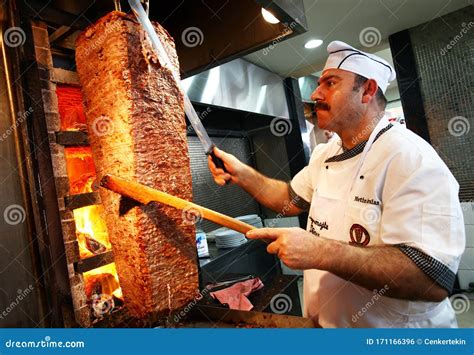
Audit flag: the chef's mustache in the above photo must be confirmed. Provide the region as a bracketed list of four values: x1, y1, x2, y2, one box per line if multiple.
[315, 101, 330, 111]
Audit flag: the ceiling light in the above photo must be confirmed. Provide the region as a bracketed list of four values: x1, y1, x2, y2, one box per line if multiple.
[304, 39, 323, 49]
[261, 8, 280, 24]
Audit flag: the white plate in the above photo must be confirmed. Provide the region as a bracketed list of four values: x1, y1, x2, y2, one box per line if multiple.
[236, 214, 260, 222]
[215, 239, 245, 246]
[216, 234, 243, 240]
[215, 230, 244, 238]
[216, 239, 247, 249]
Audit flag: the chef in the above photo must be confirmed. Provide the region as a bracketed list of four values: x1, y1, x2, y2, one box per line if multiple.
[208, 41, 466, 328]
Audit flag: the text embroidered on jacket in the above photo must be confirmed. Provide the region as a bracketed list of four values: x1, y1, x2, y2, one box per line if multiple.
[354, 196, 381, 206]
[309, 217, 329, 237]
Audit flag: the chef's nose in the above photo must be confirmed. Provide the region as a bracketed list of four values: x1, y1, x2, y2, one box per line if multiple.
[311, 85, 323, 102]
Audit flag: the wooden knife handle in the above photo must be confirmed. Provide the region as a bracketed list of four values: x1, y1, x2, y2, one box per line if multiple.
[100, 174, 256, 235]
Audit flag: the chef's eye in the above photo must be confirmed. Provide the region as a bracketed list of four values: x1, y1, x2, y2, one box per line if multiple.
[327, 80, 335, 87]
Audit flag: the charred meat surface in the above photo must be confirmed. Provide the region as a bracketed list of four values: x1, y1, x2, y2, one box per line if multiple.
[75, 11, 198, 319]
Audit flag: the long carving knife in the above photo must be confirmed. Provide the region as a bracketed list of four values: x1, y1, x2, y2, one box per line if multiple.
[128, 0, 228, 173]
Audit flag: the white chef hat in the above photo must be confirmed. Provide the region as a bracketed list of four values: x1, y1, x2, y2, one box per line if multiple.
[323, 41, 396, 94]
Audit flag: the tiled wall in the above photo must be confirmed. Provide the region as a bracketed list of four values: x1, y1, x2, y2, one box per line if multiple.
[460, 202, 474, 291]
[406, 6, 473, 291]
[409, 6, 474, 202]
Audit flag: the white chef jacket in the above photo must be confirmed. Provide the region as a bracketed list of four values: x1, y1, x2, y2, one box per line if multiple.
[290, 120, 465, 328]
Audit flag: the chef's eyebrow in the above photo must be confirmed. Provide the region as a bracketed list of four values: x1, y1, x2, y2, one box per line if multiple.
[318, 75, 341, 85]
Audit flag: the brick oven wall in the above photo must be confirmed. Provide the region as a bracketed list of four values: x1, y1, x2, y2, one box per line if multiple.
[31, 21, 91, 327]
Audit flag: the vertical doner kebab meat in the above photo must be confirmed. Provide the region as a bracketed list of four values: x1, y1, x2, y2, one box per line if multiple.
[75, 11, 198, 319]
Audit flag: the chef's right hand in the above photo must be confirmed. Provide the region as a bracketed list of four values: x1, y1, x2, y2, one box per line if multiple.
[208, 147, 245, 186]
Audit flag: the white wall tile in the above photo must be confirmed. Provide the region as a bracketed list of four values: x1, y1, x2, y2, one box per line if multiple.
[459, 247, 474, 270]
[264, 217, 300, 228]
[465, 225, 474, 248]
[457, 269, 474, 291]
[461, 202, 474, 225]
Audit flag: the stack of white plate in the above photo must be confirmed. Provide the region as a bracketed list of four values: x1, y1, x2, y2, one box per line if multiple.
[214, 228, 247, 249]
[236, 214, 263, 228]
[211, 215, 263, 250]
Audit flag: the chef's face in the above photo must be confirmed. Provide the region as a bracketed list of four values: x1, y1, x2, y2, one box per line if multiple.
[310, 69, 363, 132]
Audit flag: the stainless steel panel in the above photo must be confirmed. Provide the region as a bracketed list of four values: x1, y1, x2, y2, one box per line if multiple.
[0, 18, 44, 326]
[297, 75, 318, 103]
[183, 59, 289, 118]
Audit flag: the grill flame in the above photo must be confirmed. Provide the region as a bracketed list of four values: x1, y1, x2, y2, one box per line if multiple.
[58, 85, 123, 317]
[64, 146, 123, 310]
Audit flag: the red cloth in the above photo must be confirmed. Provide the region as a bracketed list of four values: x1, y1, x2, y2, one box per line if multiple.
[210, 278, 264, 311]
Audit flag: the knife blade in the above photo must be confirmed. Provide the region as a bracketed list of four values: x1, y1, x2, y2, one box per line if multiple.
[128, 0, 228, 173]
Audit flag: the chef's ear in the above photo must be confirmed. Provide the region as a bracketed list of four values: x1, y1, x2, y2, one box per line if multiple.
[361, 79, 378, 104]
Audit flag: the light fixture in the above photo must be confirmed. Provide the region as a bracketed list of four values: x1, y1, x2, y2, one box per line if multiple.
[304, 39, 323, 49]
[261, 8, 280, 24]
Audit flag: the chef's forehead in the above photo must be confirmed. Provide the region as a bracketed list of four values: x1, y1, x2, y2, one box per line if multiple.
[319, 68, 356, 82]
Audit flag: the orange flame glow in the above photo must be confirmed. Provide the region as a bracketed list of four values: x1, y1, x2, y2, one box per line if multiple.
[84, 263, 123, 300]
[58, 85, 122, 311]
[65, 147, 112, 259]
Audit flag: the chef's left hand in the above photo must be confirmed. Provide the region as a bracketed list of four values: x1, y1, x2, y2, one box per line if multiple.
[246, 227, 319, 270]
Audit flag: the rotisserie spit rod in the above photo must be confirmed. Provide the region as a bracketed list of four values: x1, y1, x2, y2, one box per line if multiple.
[100, 174, 256, 235]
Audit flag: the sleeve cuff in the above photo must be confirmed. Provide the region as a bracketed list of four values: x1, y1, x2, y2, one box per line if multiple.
[288, 183, 311, 211]
[397, 244, 456, 293]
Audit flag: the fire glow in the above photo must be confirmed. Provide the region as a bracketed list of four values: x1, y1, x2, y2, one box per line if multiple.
[84, 263, 123, 300]
[57, 85, 123, 316]
[64, 147, 111, 259]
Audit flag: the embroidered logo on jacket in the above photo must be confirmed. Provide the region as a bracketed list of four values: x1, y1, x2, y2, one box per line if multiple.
[349, 224, 370, 246]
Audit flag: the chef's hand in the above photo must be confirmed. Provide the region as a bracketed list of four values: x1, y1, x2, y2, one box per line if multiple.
[208, 147, 249, 186]
[246, 228, 319, 270]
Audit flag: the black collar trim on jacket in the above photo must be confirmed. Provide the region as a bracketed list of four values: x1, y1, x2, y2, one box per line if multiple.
[324, 124, 393, 163]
